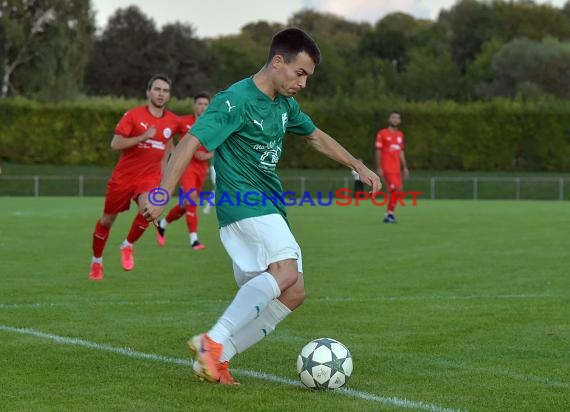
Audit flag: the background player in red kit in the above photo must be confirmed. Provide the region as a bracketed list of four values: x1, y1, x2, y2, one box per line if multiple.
[375, 111, 409, 223]
[89, 74, 181, 280]
[156, 92, 212, 250]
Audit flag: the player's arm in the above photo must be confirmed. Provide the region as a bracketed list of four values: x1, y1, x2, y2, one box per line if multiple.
[375, 150, 383, 177]
[161, 139, 174, 175]
[194, 150, 214, 161]
[304, 128, 381, 192]
[143, 133, 201, 221]
[110, 127, 156, 151]
[400, 151, 409, 179]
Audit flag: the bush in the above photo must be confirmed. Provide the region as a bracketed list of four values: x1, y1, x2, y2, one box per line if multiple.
[1, 97, 570, 171]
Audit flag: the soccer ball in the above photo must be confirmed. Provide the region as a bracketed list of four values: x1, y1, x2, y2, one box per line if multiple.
[296, 337, 353, 390]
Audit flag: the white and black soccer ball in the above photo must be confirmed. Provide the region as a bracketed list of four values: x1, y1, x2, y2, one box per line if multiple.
[296, 337, 353, 390]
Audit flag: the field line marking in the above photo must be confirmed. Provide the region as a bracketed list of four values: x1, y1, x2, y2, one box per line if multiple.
[0, 324, 463, 412]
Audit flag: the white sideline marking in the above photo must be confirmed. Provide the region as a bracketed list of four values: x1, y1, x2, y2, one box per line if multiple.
[0, 324, 462, 412]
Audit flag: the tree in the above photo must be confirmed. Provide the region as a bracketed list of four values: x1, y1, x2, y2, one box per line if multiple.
[84, 6, 159, 97]
[488, 37, 570, 99]
[156, 22, 217, 98]
[0, 0, 94, 99]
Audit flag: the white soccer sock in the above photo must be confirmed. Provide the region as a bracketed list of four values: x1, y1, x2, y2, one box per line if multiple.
[92, 256, 103, 264]
[120, 240, 133, 248]
[159, 218, 168, 229]
[208, 272, 281, 344]
[190, 232, 198, 243]
[220, 298, 291, 362]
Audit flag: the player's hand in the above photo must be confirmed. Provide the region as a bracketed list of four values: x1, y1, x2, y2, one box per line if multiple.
[142, 202, 165, 222]
[142, 126, 157, 140]
[403, 167, 410, 180]
[356, 165, 382, 193]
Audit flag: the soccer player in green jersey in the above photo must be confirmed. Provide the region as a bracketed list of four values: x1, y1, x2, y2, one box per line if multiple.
[143, 28, 381, 385]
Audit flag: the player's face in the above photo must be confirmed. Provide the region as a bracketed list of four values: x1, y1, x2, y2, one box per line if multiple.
[274, 52, 316, 97]
[147, 79, 171, 109]
[389, 113, 401, 128]
[193, 97, 209, 117]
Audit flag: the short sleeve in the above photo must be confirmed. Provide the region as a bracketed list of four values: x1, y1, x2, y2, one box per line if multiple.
[286, 97, 316, 136]
[190, 92, 244, 151]
[375, 131, 383, 150]
[114, 110, 134, 137]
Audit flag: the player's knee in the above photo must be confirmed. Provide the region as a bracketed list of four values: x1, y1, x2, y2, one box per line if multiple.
[100, 214, 116, 227]
[269, 260, 299, 291]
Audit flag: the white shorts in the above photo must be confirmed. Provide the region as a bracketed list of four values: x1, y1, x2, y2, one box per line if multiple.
[220, 213, 303, 287]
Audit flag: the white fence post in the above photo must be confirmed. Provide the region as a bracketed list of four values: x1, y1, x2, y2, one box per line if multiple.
[343, 176, 349, 189]
[300, 176, 306, 194]
[79, 175, 84, 197]
[34, 176, 40, 197]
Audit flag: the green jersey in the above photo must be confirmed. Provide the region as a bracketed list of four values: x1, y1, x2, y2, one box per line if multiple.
[191, 77, 316, 227]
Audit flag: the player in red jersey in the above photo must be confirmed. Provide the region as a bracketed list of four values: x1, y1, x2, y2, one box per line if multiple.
[156, 92, 213, 250]
[88, 74, 182, 280]
[375, 111, 409, 223]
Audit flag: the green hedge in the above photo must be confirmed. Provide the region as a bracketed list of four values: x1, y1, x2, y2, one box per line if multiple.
[2, 97, 570, 171]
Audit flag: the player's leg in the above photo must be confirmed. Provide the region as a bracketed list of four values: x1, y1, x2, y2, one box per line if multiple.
[220, 264, 304, 364]
[385, 173, 403, 223]
[89, 181, 131, 280]
[156, 203, 185, 246]
[185, 171, 206, 249]
[119, 190, 152, 271]
[189, 214, 300, 383]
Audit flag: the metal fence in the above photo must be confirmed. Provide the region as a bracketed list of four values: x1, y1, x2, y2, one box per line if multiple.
[0, 175, 568, 201]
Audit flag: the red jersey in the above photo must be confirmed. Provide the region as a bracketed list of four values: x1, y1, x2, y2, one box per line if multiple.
[179, 114, 210, 176]
[111, 105, 181, 181]
[376, 128, 405, 174]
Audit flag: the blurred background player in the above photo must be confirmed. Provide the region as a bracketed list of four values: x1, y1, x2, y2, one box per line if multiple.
[351, 158, 364, 197]
[375, 111, 409, 223]
[156, 92, 212, 250]
[88, 74, 180, 280]
[203, 163, 216, 215]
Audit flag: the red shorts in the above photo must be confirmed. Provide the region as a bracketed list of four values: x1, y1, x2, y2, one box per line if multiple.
[179, 168, 207, 193]
[383, 172, 402, 191]
[103, 176, 160, 215]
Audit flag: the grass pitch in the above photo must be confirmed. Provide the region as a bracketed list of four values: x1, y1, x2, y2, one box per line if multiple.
[0, 197, 568, 411]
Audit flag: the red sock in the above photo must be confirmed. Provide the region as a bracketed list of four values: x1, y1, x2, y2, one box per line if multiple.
[185, 204, 198, 233]
[126, 213, 149, 244]
[387, 189, 398, 214]
[165, 205, 185, 223]
[92, 220, 110, 258]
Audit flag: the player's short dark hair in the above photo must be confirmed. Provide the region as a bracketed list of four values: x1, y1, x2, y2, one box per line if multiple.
[266, 28, 321, 66]
[194, 91, 211, 101]
[147, 74, 172, 91]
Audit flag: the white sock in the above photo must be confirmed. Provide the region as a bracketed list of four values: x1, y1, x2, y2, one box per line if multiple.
[120, 240, 133, 248]
[92, 256, 103, 264]
[159, 218, 168, 229]
[190, 232, 198, 243]
[220, 299, 291, 362]
[208, 272, 281, 344]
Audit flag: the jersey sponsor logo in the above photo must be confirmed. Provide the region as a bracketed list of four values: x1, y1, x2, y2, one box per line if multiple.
[225, 100, 236, 112]
[281, 112, 288, 132]
[141, 139, 166, 151]
[163, 128, 172, 139]
[139, 122, 149, 130]
[389, 143, 401, 151]
[257, 140, 281, 171]
[253, 119, 264, 130]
